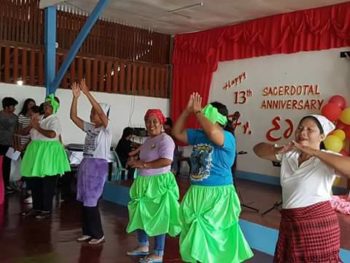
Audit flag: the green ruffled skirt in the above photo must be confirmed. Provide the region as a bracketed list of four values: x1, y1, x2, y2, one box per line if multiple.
[180, 184, 254, 263]
[127, 172, 181, 237]
[21, 140, 71, 177]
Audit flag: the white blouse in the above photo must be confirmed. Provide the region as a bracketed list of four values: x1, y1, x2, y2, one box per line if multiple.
[30, 114, 61, 141]
[276, 150, 337, 209]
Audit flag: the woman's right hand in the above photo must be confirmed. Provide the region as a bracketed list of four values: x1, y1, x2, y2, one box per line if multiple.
[192, 92, 202, 113]
[277, 142, 294, 154]
[185, 93, 194, 113]
[72, 82, 80, 98]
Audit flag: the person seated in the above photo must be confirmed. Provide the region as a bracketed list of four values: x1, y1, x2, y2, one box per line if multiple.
[164, 117, 182, 175]
[115, 127, 135, 179]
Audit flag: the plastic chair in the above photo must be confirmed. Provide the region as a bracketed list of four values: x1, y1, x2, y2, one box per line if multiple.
[111, 152, 129, 181]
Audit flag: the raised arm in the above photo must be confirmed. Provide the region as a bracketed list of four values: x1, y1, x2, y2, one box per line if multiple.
[70, 82, 84, 130]
[80, 79, 108, 128]
[172, 94, 194, 144]
[293, 140, 350, 178]
[173, 93, 225, 146]
[172, 113, 189, 144]
[253, 143, 279, 161]
[253, 142, 291, 162]
[192, 94, 224, 146]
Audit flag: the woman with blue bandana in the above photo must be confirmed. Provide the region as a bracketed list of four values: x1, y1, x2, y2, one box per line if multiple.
[21, 95, 70, 219]
[173, 92, 253, 263]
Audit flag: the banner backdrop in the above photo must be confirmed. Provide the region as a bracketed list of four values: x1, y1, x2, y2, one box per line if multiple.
[209, 47, 350, 179]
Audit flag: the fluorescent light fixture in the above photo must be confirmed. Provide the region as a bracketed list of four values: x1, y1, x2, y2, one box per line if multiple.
[17, 78, 23, 86]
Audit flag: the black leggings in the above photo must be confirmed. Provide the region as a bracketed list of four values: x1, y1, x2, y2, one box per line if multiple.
[26, 176, 58, 212]
[81, 203, 104, 239]
[0, 145, 11, 187]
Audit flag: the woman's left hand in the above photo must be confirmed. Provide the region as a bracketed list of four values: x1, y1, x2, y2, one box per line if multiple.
[79, 79, 90, 95]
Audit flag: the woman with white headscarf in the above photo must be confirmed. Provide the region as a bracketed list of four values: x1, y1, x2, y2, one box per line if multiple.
[70, 79, 112, 245]
[254, 114, 350, 262]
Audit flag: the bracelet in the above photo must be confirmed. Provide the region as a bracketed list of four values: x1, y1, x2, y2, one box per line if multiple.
[195, 110, 201, 115]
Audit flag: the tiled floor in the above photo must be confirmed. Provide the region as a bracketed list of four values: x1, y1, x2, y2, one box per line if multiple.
[0, 177, 348, 263]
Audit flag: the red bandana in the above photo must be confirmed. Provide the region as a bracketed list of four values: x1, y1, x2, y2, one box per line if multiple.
[144, 109, 166, 124]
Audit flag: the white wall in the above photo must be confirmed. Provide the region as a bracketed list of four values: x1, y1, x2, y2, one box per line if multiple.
[210, 47, 350, 178]
[0, 83, 169, 146]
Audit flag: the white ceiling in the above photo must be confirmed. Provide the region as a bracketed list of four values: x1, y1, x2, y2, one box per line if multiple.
[40, 0, 349, 34]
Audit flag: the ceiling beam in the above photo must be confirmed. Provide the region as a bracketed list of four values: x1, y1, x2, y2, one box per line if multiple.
[39, 0, 66, 9]
[51, 0, 110, 93]
[44, 6, 57, 95]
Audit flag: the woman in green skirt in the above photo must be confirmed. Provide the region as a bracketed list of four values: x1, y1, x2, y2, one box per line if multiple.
[21, 95, 70, 219]
[173, 92, 253, 263]
[126, 109, 181, 263]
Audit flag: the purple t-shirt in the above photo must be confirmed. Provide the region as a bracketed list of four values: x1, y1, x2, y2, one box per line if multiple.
[138, 133, 175, 176]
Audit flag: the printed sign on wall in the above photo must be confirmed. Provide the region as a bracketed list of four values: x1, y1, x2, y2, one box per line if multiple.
[209, 47, 350, 178]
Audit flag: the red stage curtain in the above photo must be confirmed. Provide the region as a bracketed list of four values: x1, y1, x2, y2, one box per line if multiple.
[171, 2, 350, 123]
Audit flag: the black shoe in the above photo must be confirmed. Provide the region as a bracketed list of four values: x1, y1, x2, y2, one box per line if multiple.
[5, 186, 14, 194]
[77, 235, 92, 242]
[21, 209, 40, 217]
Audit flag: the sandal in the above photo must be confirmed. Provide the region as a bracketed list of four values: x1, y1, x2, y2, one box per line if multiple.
[88, 236, 105, 245]
[127, 248, 149, 257]
[76, 235, 92, 242]
[139, 255, 163, 263]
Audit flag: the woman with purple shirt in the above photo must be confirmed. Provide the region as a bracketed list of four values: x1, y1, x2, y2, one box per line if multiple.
[126, 109, 181, 263]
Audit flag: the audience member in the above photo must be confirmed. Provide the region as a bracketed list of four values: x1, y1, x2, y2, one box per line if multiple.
[164, 117, 181, 175]
[0, 97, 18, 193]
[115, 127, 135, 179]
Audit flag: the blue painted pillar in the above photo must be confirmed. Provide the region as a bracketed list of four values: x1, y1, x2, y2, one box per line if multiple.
[44, 6, 57, 95]
[51, 0, 109, 93]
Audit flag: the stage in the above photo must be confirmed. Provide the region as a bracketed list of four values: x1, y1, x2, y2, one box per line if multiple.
[103, 176, 350, 260]
[0, 177, 349, 262]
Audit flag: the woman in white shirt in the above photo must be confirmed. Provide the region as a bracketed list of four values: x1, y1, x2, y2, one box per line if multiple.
[70, 79, 112, 246]
[21, 95, 70, 219]
[254, 114, 350, 262]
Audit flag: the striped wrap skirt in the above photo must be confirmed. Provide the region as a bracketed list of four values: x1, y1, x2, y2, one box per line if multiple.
[274, 201, 342, 263]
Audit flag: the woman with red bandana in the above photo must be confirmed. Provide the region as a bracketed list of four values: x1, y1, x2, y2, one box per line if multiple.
[126, 109, 181, 263]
